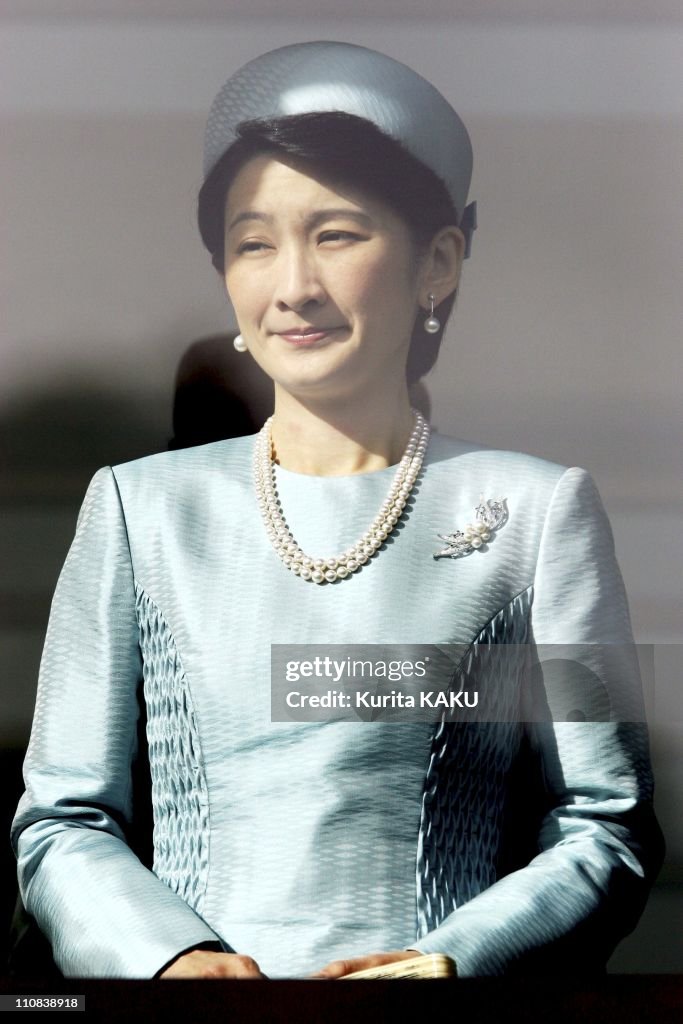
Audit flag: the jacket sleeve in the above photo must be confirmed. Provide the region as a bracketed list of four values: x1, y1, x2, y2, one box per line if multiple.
[11, 467, 224, 977]
[411, 467, 664, 975]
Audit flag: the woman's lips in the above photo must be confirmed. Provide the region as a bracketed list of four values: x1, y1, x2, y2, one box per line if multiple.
[276, 327, 342, 346]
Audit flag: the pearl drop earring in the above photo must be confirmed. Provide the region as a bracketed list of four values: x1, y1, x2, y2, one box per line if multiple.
[233, 334, 247, 352]
[423, 294, 440, 335]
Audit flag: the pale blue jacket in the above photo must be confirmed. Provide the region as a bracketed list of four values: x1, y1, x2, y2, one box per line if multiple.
[11, 433, 663, 977]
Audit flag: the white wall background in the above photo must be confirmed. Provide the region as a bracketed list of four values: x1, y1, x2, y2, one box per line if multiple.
[1, 1, 681, 972]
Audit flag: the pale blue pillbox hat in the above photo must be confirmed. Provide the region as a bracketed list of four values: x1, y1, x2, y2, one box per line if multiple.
[203, 41, 477, 256]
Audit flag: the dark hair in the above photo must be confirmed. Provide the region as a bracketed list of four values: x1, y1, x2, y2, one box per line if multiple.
[197, 112, 459, 383]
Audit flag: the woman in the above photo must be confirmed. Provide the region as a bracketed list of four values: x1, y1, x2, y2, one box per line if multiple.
[11, 41, 662, 980]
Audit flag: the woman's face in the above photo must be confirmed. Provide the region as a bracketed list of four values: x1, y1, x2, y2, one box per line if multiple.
[223, 154, 426, 404]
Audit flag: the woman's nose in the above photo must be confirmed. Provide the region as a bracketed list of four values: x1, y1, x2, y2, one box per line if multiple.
[274, 248, 326, 313]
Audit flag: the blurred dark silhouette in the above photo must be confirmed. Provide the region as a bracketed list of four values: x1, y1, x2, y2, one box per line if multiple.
[0, 383, 168, 504]
[169, 334, 273, 448]
[409, 380, 431, 422]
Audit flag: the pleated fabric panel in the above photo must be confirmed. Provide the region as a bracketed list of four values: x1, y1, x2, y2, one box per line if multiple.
[136, 586, 210, 916]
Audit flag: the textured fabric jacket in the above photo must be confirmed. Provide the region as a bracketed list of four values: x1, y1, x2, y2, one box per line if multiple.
[11, 433, 663, 977]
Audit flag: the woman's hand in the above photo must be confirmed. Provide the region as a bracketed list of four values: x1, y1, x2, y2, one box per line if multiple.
[159, 949, 266, 979]
[309, 949, 421, 979]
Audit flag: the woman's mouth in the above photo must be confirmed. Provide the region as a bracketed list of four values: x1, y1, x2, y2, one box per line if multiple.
[277, 327, 341, 347]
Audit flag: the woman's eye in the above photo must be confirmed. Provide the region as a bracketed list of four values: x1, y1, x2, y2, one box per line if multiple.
[236, 240, 270, 254]
[319, 230, 361, 244]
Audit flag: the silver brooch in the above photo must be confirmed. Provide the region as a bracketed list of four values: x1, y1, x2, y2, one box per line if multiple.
[434, 496, 508, 559]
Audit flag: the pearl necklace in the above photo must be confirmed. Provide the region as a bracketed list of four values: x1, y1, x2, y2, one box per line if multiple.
[253, 411, 431, 583]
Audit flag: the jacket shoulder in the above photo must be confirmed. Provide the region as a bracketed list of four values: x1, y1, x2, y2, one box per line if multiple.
[111, 435, 254, 487]
[427, 432, 571, 496]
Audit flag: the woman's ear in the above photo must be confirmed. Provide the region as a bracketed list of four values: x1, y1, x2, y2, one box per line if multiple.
[419, 225, 465, 310]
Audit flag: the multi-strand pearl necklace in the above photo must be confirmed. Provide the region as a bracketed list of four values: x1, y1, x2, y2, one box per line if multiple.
[253, 411, 431, 583]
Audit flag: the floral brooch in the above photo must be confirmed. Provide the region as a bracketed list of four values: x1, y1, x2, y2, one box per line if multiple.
[433, 497, 508, 559]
